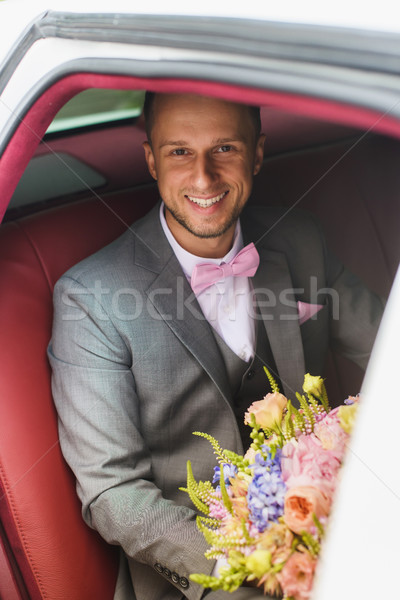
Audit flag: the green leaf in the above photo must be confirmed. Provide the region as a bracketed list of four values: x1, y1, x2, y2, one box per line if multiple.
[193, 431, 227, 463]
[263, 366, 281, 393]
[219, 462, 233, 514]
[185, 461, 209, 515]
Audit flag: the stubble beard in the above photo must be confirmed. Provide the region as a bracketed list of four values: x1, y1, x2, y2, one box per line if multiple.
[166, 199, 245, 239]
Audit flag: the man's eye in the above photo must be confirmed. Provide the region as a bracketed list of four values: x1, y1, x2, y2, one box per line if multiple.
[172, 148, 187, 156]
[218, 145, 232, 153]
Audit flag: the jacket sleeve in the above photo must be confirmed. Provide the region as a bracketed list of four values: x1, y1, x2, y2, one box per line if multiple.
[48, 275, 213, 600]
[322, 228, 385, 370]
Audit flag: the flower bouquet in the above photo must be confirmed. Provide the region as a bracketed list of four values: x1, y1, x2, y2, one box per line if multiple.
[181, 370, 358, 599]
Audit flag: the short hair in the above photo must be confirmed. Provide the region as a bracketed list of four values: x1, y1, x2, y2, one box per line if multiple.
[143, 91, 261, 144]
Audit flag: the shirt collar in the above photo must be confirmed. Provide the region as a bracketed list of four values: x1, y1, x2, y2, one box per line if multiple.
[159, 202, 244, 279]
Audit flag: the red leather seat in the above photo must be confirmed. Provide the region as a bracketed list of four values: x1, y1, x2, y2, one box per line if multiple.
[0, 186, 158, 600]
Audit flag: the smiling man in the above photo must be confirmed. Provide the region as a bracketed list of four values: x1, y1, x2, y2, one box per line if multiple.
[142, 93, 265, 258]
[49, 92, 383, 600]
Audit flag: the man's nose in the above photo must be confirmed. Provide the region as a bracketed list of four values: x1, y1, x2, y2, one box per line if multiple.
[191, 154, 218, 189]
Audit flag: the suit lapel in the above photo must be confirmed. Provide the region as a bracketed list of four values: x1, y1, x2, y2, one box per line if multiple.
[133, 205, 232, 406]
[252, 248, 305, 399]
[242, 213, 306, 400]
[134, 203, 305, 404]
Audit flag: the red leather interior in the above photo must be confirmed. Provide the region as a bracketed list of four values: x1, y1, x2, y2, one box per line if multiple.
[0, 127, 399, 598]
[0, 186, 158, 600]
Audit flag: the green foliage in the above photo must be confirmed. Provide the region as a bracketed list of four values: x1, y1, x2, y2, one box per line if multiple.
[282, 406, 296, 439]
[300, 530, 321, 558]
[197, 515, 220, 528]
[196, 515, 255, 558]
[286, 400, 306, 432]
[196, 516, 224, 548]
[263, 366, 281, 393]
[219, 460, 233, 514]
[296, 393, 316, 429]
[191, 551, 250, 592]
[306, 391, 321, 414]
[180, 461, 210, 515]
[190, 433, 239, 515]
[312, 513, 325, 537]
[193, 431, 227, 463]
[190, 569, 246, 592]
[223, 449, 251, 475]
[320, 381, 331, 413]
[248, 413, 269, 453]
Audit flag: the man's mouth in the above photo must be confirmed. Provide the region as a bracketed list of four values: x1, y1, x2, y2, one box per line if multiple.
[186, 191, 227, 208]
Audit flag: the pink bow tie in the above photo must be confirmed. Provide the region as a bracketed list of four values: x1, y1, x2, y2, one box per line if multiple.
[191, 242, 260, 295]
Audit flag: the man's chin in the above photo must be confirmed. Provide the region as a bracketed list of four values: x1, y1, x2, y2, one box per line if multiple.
[169, 209, 241, 240]
[180, 220, 235, 240]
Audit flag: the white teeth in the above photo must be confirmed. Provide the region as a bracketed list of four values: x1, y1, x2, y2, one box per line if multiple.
[187, 192, 226, 208]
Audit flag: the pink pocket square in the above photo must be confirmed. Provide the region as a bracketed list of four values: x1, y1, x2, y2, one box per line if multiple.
[297, 301, 324, 325]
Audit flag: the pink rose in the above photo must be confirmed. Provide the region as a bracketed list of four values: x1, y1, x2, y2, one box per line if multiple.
[284, 485, 331, 534]
[244, 393, 287, 429]
[277, 551, 316, 600]
[314, 409, 349, 461]
[281, 434, 340, 495]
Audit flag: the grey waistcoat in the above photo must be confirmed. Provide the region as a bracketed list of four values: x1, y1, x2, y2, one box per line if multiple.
[211, 319, 280, 449]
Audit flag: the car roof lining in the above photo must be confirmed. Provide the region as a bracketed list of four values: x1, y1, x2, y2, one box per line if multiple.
[2, 71, 400, 224]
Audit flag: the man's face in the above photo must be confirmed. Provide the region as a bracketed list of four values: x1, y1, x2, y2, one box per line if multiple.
[143, 94, 265, 254]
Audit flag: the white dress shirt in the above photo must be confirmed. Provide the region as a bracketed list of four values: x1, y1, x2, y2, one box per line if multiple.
[159, 203, 256, 362]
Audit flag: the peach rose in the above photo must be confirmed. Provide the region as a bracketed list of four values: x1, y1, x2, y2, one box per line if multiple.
[244, 446, 257, 464]
[257, 522, 294, 597]
[284, 486, 331, 535]
[277, 551, 316, 600]
[244, 393, 287, 429]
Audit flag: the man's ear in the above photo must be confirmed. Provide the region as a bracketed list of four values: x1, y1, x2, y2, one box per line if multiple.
[253, 134, 266, 176]
[143, 141, 157, 180]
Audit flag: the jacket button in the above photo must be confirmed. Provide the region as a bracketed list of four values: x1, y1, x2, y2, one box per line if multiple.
[154, 563, 163, 573]
[171, 572, 179, 583]
[246, 369, 255, 380]
[179, 577, 189, 588]
[163, 568, 171, 578]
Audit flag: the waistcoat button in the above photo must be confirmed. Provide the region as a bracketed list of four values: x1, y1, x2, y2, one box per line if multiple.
[246, 369, 255, 380]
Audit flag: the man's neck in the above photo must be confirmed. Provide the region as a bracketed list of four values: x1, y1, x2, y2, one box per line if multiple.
[165, 213, 236, 259]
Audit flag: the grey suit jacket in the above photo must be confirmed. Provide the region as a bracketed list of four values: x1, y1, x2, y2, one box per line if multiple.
[49, 203, 383, 600]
